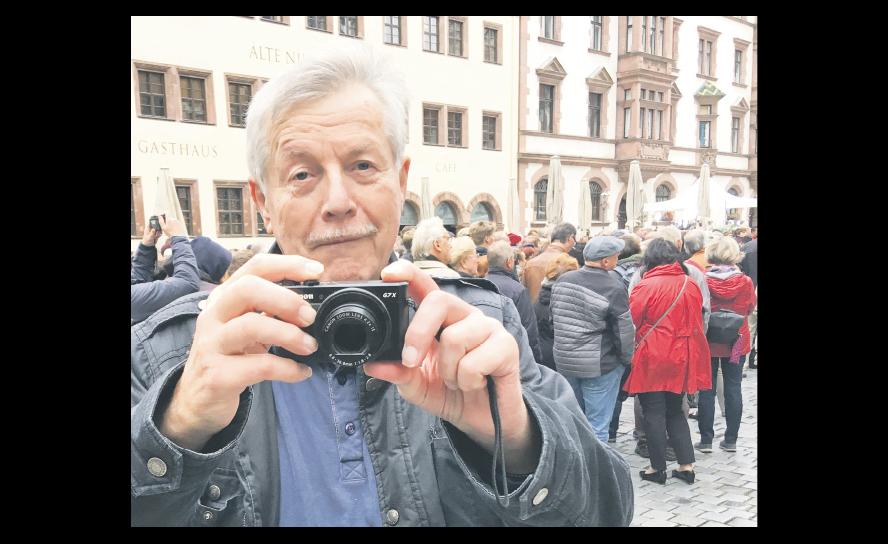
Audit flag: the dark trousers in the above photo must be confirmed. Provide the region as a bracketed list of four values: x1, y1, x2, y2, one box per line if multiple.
[609, 366, 630, 439]
[697, 356, 745, 444]
[638, 391, 695, 472]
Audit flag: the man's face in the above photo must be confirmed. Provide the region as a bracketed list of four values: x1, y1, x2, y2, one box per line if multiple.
[432, 235, 452, 263]
[250, 83, 409, 281]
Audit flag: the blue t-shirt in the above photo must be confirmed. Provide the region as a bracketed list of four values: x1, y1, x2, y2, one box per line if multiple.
[271, 359, 382, 527]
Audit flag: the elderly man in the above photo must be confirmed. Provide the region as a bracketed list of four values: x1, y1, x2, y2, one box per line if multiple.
[485, 241, 543, 365]
[131, 47, 633, 527]
[411, 217, 460, 279]
[550, 237, 635, 443]
[522, 222, 576, 303]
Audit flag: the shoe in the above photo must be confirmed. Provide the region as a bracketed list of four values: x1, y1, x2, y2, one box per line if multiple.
[742, 372, 747, 378]
[748, 349, 757, 368]
[640, 469, 667, 484]
[695, 442, 712, 453]
[635, 442, 649, 458]
[672, 469, 695, 484]
[719, 440, 737, 452]
[688, 411, 698, 420]
[666, 447, 677, 462]
[748, 361, 757, 369]
[607, 436, 616, 444]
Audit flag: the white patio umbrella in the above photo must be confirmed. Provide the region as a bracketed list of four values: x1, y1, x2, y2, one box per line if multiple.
[546, 156, 564, 226]
[578, 180, 592, 232]
[625, 160, 646, 229]
[153, 168, 185, 228]
[420, 177, 433, 220]
[507, 177, 521, 233]
[697, 162, 712, 227]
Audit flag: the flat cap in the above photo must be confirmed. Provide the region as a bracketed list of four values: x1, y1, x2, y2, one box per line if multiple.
[583, 236, 625, 261]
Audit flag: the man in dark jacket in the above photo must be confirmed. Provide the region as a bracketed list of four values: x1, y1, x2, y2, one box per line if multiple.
[485, 241, 543, 364]
[131, 216, 201, 324]
[131, 47, 633, 527]
[190, 236, 233, 291]
[550, 236, 635, 443]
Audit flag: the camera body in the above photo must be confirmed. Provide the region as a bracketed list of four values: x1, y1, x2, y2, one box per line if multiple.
[281, 280, 410, 368]
[149, 215, 162, 232]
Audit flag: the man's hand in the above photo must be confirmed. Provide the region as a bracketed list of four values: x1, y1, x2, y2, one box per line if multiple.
[158, 254, 323, 451]
[142, 222, 162, 246]
[160, 215, 188, 238]
[365, 260, 541, 473]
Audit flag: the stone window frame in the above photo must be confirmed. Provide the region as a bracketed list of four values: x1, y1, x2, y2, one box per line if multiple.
[173, 178, 203, 236]
[306, 16, 333, 33]
[134, 61, 216, 125]
[131, 177, 145, 239]
[670, 82, 682, 143]
[641, 16, 666, 56]
[536, 57, 566, 134]
[213, 181, 256, 238]
[731, 98, 750, 155]
[337, 16, 364, 39]
[539, 16, 562, 44]
[446, 106, 469, 148]
[422, 16, 444, 54]
[589, 16, 610, 55]
[433, 191, 469, 227]
[483, 21, 503, 65]
[224, 74, 264, 128]
[447, 16, 469, 59]
[586, 67, 614, 139]
[733, 38, 751, 87]
[697, 26, 720, 80]
[696, 100, 720, 150]
[638, 84, 668, 141]
[422, 103, 467, 148]
[533, 177, 549, 223]
[383, 16, 407, 47]
[259, 16, 290, 26]
[467, 193, 504, 227]
[482, 111, 503, 151]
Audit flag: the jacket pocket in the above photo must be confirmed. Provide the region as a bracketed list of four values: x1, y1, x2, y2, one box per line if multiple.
[193, 467, 247, 526]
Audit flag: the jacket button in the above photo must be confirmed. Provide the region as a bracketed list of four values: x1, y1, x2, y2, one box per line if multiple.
[385, 508, 400, 526]
[147, 457, 167, 477]
[365, 378, 383, 391]
[202, 510, 215, 522]
[533, 487, 549, 506]
[208, 484, 221, 501]
[344, 422, 356, 436]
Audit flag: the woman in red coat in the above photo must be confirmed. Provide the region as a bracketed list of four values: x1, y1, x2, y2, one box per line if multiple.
[625, 239, 712, 484]
[695, 236, 757, 454]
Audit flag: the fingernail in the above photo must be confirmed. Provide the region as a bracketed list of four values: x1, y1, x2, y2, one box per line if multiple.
[306, 261, 324, 275]
[305, 367, 313, 378]
[402, 345, 418, 367]
[304, 335, 318, 352]
[299, 305, 317, 325]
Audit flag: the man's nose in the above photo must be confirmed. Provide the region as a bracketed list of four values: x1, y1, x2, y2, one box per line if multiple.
[321, 167, 357, 220]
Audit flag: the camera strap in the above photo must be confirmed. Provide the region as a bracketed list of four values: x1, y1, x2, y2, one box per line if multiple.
[486, 376, 510, 508]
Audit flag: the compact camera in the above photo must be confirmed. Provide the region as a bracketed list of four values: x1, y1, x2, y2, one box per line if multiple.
[281, 280, 411, 368]
[149, 214, 165, 232]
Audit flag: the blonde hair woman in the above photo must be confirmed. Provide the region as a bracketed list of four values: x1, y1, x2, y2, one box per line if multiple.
[448, 236, 479, 277]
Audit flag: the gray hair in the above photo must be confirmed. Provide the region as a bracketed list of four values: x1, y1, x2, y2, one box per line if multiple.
[448, 236, 476, 268]
[245, 44, 409, 193]
[487, 241, 515, 269]
[412, 217, 449, 260]
[683, 229, 708, 254]
[652, 225, 682, 246]
[706, 236, 743, 265]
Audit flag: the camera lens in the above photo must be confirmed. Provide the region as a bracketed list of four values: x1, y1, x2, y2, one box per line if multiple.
[333, 322, 367, 353]
[315, 288, 391, 367]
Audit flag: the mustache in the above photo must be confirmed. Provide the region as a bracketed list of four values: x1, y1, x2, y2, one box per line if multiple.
[306, 224, 379, 248]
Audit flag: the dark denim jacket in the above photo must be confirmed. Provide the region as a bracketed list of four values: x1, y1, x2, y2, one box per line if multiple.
[131, 278, 634, 526]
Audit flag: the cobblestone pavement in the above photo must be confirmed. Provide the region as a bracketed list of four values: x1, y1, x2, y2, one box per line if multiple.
[611, 366, 757, 527]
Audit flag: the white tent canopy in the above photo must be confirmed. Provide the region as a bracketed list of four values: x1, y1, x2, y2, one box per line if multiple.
[644, 176, 757, 226]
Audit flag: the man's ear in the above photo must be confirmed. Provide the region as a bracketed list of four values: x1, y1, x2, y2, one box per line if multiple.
[399, 156, 411, 196]
[249, 179, 272, 235]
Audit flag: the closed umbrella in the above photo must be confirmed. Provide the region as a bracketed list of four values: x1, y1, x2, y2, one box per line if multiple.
[420, 177, 433, 220]
[546, 156, 564, 226]
[578, 180, 592, 232]
[625, 160, 645, 229]
[507, 177, 521, 233]
[153, 167, 185, 227]
[697, 162, 712, 228]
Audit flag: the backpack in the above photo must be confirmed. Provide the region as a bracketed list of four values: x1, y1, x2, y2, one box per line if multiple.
[706, 308, 745, 344]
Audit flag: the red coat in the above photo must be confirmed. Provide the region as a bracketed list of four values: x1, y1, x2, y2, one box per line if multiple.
[624, 263, 712, 395]
[706, 267, 757, 357]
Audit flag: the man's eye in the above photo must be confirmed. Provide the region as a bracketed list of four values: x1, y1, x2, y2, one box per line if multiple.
[293, 171, 309, 181]
[356, 162, 371, 171]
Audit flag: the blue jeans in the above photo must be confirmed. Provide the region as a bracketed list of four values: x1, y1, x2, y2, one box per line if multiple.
[564, 367, 625, 442]
[697, 356, 745, 444]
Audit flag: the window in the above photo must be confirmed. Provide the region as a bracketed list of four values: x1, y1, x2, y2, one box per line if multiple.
[735, 50, 743, 83]
[699, 120, 711, 148]
[656, 185, 671, 202]
[588, 92, 601, 137]
[706, 41, 713, 76]
[591, 16, 602, 50]
[659, 17, 665, 55]
[649, 16, 657, 54]
[656, 110, 663, 140]
[641, 16, 647, 52]
[626, 17, 632, 52]
[228, 82, 251, 127]
[180, 76, 207, 122]
[534, 178, 548, 221]
[131, 183, 137, 236]
[732, 117, 740, 153]
[423, 107, 440, 144]
[698, 39, 705, 74]
[307, 16, 327, 31]
[542, 16, 555, 39]
[340, 16, 358, 37]
[658, 91, 664, 102]
[400, 202, 419, 227]
[646, 108, 654, 139]
[261, 16, 283, 23]
[471, 202, 494, 222]
[589, 181, 602, 221]
[447, 111, 463, 146]
[175, 185, 194, 235]
[435, 202, 458, 226]
[624, 89, 631, 100]
[539, 84, 554, 133]
[699, 104, 712, 115]
[138, 71, 166, 118]
[257, 212, 267, 235]
[448, 19, 464, 56]
[649, 90, 656, 101]
[216, 187, 244, 236]
[484, 27, 498, 63]
[623, 108, 631, 138]
[384, 16, 401, 45]
[483, 115, 497, 150]
[423, 16, 440, 52]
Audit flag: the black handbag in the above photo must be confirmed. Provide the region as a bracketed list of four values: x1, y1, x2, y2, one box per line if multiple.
[706, 308, 745, 344]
